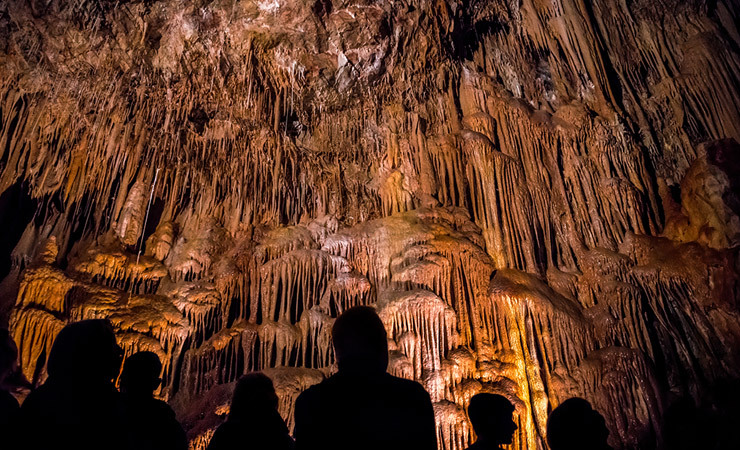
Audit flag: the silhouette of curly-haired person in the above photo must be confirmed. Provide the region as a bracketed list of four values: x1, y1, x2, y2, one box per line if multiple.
[547, 398, 613, 450]
[1, 329, 26, 445]
[465, 393, 517, 450]
[120, 351, 187, 450]
[206, 372, 294, 450]
[294, 306, 437, 450]
[19, 319, 126, 450]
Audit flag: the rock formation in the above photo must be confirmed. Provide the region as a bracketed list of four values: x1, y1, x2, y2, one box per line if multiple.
[1, 0, 739, 449]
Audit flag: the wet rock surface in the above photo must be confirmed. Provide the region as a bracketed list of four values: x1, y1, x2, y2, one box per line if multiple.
[1, 1, 740, 449]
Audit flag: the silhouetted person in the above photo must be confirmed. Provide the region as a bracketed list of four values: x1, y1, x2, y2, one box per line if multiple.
[120, 351, 187, 450]
[465, 393, 517, 450]
[547, 398, 613, 450]
[207, 372, 294, 450]
[19, 319, 126, 450]
[294, 306, 437, 450]
[0, 329, 21, 444]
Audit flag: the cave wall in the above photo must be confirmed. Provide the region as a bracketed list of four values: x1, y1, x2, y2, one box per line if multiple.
[1, 0, 740, 448]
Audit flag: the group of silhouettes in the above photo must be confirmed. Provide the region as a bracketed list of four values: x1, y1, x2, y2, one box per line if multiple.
[0, 306, 615, 450]
[0, 322, 186, 450]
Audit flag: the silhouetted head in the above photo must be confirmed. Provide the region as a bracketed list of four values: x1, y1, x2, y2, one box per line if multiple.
[468, 393, 517, 445]
[47, 319, 123, 385]
[120, 351, 162, 397]
[332, 306, 388, 374]
[547, 398, 612, 450]
[229, 372, 279, 420]
[0, 329, 18, 385]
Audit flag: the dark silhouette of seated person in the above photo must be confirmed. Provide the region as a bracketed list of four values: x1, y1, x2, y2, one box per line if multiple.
[465, 393, 517, 450]
[19, 319, 126, 450]
[206, 372, 294, 450]
[120, 351, 187, 450]
[294, 306, 437, 450]
[0, 329, 22, 444]
[547, 398, 613, 450]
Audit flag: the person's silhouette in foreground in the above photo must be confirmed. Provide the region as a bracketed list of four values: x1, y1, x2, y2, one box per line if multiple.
[120, 351, 187, 450]
[0, 329, 21, 443]
[465, 393, 517, 450]
[547, 398, 613, 450]
[20, 319, 125, 450]
[207, 372, 294, 450]
[294, 306, 437, 450]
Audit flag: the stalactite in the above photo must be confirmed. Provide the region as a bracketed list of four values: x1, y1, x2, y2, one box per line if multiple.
[433, 401, 471, 450]
[377, 289, 459, 380]
[258, 249, 348, 324]
[179, 321, 259, 396]
[9, 307, 64, 383]
[2, 1, 740, 449]
[167, 282, 223, 346]
[262, 367, 326, 431]
[257, 320, 302, 369]
[575, 347, 663, 449]
[490, 269, 597, 446]
[74, 246, 168, 295]
[298, 307, 335, 369]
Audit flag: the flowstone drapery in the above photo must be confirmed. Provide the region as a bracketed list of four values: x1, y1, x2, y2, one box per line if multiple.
[1, 1, 739, 449]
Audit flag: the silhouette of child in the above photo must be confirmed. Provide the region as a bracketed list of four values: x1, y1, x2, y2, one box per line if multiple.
[547, 398, 613, 450]
[207, 372, 294, 450]
[120, 351, 187, 450]
[465, 393, 517, 450]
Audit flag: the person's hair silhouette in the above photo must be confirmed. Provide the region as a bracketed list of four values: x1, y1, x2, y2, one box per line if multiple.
[46, 318, 123, 384]
[331, 305, 389, 373]
[294, 306, 437, 450]
[547, 398, 612, 450]
[228, 371, 279, 419]
[120, 351, 186, 450]
[19, 319, 126, 450]
[120, 351, 163, 396]
[206, 372, 293, 450]
[465, 393, 517, 449]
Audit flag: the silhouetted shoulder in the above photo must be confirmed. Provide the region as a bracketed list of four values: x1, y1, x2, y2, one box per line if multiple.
[387, 374, 430, 396]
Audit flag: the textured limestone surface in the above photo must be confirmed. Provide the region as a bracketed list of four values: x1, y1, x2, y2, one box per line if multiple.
[1, 0, 740, 449]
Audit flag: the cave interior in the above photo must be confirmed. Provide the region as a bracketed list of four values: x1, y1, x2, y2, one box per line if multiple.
[1, 0, 740, 448]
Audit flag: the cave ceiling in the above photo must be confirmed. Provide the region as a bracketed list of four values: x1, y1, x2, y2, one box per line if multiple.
[1, 0, 740, 449]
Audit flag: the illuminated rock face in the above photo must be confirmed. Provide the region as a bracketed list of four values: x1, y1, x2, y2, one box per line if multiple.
[1, 0, 740, 449]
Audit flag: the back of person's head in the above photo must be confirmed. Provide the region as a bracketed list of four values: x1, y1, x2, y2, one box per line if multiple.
[332, 306, 388, 374]
[47, 319, 123, 384]
[119, 351, 162, 396]
[229, 372, 278, 420]
[0, 328, 18, 384]
[468, 393, 517, 445]
[547, 398, 612, 450]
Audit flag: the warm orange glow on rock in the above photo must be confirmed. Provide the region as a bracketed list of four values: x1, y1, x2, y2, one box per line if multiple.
[1, 0, 740, 449]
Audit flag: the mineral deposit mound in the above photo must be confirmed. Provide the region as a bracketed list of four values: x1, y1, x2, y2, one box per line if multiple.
[1, 0, 739, 448]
